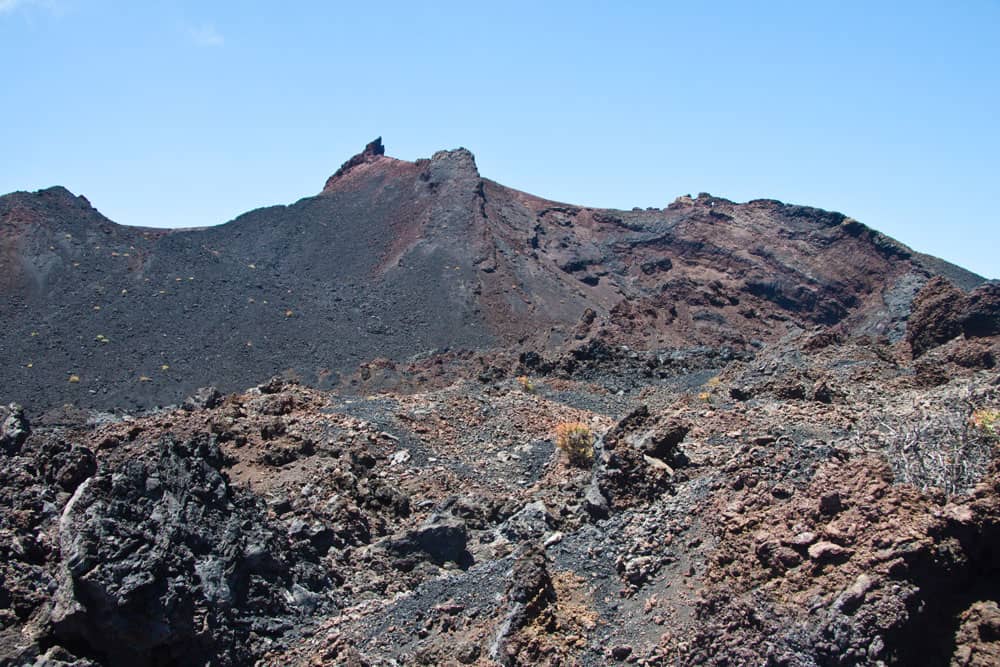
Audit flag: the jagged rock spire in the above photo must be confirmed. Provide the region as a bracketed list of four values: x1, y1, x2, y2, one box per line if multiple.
[323, 137, 386, 191]
[362, 136, 385, 158]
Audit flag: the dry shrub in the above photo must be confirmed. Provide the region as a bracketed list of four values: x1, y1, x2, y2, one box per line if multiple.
[971, 408, 1000, 438]
[516, 375, 536, 393]
[858, 392, 998, 497]
[555, 422, 595, 467]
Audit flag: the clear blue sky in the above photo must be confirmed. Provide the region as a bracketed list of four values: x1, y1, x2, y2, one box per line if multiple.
[2, 1, 997, 278]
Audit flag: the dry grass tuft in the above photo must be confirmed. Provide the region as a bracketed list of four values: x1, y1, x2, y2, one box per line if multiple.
[555, 422, 595, 467]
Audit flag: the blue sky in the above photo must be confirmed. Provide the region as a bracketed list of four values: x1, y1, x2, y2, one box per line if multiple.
[1, 1, 997, 278]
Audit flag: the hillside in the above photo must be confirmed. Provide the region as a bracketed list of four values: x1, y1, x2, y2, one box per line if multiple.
[0, 139, 983, 413]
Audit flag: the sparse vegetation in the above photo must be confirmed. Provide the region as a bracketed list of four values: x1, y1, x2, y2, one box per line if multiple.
[696, 377, 722, 404]
[970, 408, 1000, 439]
[555, 422, 595, 467]
[858, 394, 999, 497]
[516, 375, 536, 393]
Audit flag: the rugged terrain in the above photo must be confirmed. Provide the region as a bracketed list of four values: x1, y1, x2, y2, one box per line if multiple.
[1, 141, 999, 666]
[0, 138, 982, 413]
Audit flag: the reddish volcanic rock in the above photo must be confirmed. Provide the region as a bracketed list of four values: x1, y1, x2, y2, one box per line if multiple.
[322, 136, 388, 190]
[0, 268, 998, 665]
[906, 276, 967, 357]
[0, 140, 986, 413]
[963, 282, 1000, 339]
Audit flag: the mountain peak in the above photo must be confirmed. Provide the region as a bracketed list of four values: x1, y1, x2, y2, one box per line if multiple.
[322, 137, 387, 191]
[361, 136, 385, 158]
[428, 147, 478, 175]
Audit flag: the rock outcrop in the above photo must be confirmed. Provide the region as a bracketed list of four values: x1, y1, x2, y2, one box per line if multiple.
[0, 403, 29, 454]
[908, 277, 1000, 357]
[5, 434, 331, 666]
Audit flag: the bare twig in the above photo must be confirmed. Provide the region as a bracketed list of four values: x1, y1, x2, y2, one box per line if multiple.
[855, 389, 998, 497]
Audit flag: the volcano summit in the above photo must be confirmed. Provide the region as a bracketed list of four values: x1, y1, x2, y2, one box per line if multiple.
[0, 139, 985, 412]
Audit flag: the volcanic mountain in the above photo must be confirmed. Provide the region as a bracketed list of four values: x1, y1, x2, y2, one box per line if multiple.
[0, 138, 985, 413]
[3, 141, 1000, 667]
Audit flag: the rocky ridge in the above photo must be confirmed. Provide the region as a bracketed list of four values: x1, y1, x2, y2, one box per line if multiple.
[0, 140, 985, 413]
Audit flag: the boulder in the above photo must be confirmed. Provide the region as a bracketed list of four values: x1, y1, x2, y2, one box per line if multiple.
[182, 386, 222, 411]
[385, 512, 471, 566]
[0, 403, 30, 455]
[45, 434, 328, 666]
[947, 340, 996, 369]
[962, 283, 1000, 339]
[507, 544, 552, 606]
[634, 417, 690, 463]
[807, 541, 852, 563]
[953, 600, 1000, 667]
[819, 491, 843, 516]
[500, 501, 554, 542]
[906, 277, 966, 357]
[583, 485, 610, 519]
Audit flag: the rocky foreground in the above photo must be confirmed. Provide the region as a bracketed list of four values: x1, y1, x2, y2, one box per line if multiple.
[2, 275, 999, 666]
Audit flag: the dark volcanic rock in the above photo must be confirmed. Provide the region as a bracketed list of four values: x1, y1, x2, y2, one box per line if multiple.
[0, 403, 30, 454]
[507, 544, 553, 608]
[39, 440, 96, 492]
[1, 312, 999, 665]
[323, 136, 386, 188]
[495, 543, 556, 664]
[634, 417, 690, 462]
[500, 500, 555, 542]
[0, 141, 985, 413]
[42, 434, 329, 666]
[906, 276, 967, 357]
[962, 282, 1000, 339]
[948, 340, 997, 369]
[182, 385, 222, 411]
[906, 278, 1000, 358]
[384, 512, 471, 566]
[583, 484, 610, 519]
